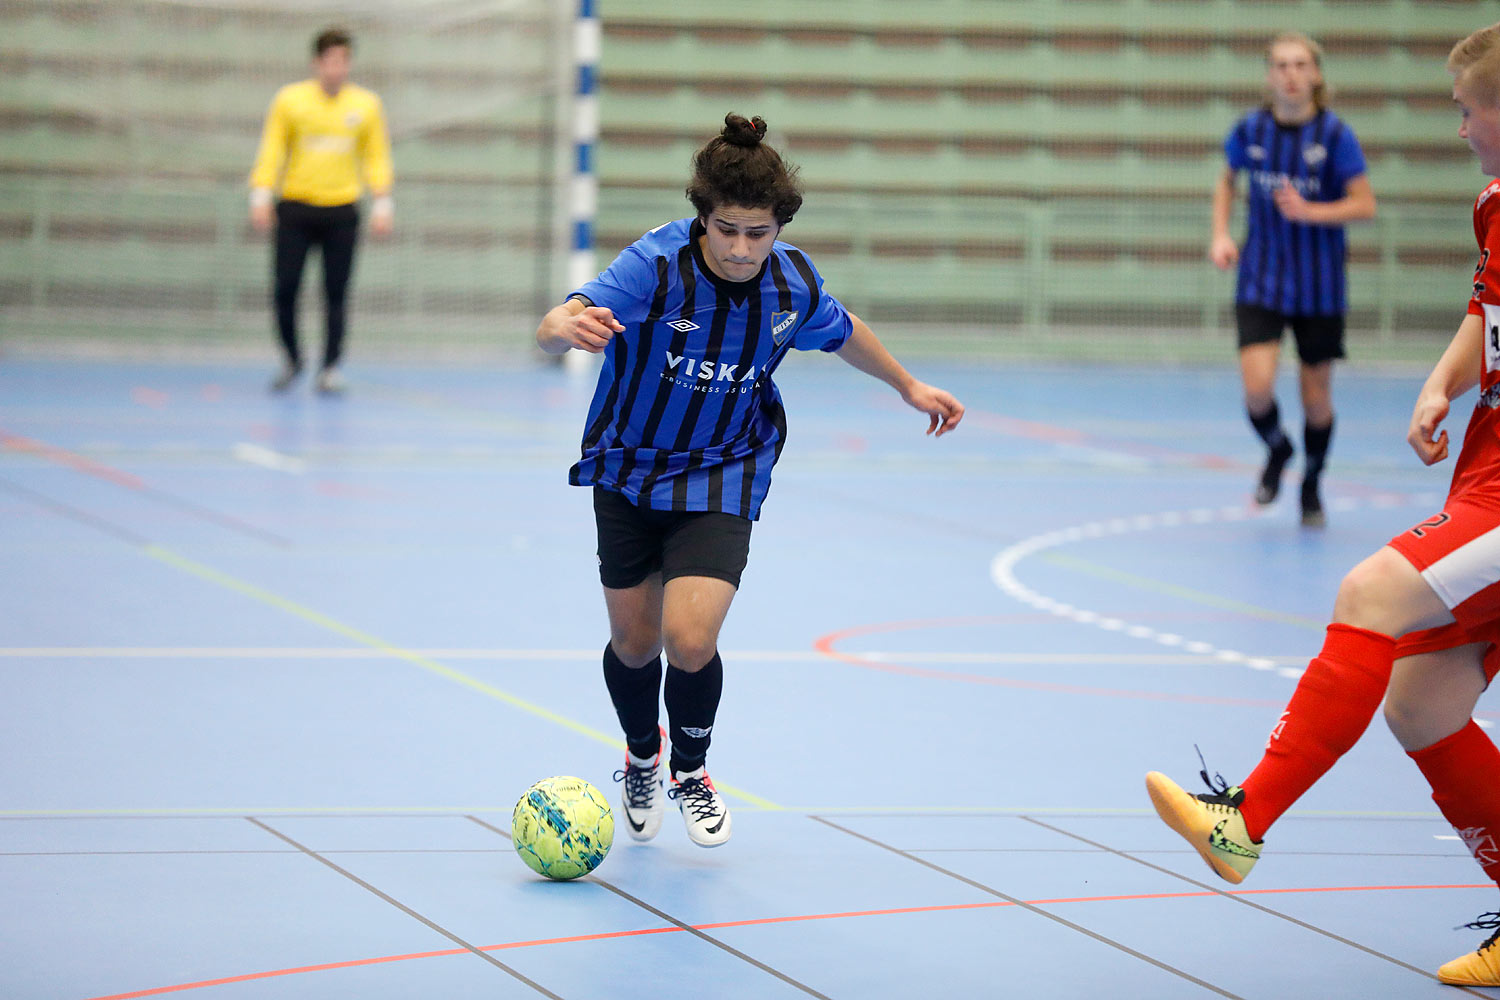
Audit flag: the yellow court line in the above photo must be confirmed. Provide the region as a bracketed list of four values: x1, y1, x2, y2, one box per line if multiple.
[140, 544, 783, 812]
[1039, 550, 1327, 630]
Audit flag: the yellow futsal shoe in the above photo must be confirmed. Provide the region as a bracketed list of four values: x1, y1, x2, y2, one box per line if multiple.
[1439, 914, 1500, 986]
[1145, 771, 1262, 884]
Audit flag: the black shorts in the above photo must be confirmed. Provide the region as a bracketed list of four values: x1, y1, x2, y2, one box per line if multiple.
[1235, 303, 1346, 365]
[592, 487, 752, 590]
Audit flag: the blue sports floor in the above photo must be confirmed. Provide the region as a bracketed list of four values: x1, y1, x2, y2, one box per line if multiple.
[3, 354, 1498, 998]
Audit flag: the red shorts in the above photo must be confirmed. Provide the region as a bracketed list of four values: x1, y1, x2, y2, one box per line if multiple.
[1389, 496, 1500, 681]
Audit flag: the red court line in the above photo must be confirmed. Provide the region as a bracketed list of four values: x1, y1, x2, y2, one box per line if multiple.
[0, 428, 144, 490]
[813, 618, 1283, 707]
[83, 881, 1490, 999]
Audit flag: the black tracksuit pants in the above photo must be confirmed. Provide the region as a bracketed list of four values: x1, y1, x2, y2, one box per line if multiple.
[273, 199, 359, 370]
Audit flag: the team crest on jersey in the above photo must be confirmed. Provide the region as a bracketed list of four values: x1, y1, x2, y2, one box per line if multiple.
[1247, 145, 1266, 161]
[666, 318, 701, 333]
[771, 310, 798, 345]
[344, 112, 362, 128]
[1303, 143, 1327, 166]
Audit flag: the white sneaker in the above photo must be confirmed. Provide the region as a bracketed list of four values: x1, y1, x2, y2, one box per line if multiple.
[668, 766, 731, 847]
[614, 742, 665, 842]
[315, 367, 345, 394]
[269, 363, 301, 392]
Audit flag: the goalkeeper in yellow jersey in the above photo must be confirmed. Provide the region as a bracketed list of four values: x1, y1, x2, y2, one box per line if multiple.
[249, 26, 393, 394]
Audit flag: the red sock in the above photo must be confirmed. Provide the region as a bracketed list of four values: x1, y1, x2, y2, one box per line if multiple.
[1410, 720, 1500, 888]
[1238, 623, 1395, 841]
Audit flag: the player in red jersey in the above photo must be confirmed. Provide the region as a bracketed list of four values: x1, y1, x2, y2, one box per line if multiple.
[1146, 22, 1500, 985]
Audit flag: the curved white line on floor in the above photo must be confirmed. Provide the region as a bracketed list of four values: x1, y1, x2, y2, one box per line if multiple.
[990, 492, 1445, 681]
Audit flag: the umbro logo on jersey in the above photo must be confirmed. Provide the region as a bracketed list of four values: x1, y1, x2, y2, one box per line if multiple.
[1303, 143, 1327, 166]
[1247, 145, 1266, 160]
[666, 319, 701, 333]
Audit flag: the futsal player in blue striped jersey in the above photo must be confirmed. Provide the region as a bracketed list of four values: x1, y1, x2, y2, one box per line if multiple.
[536, 113, 964, 847]
[1212, 32, 1376, 526]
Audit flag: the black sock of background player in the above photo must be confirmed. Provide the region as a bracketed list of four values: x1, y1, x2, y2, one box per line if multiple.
[1248, 399, 1289, 452]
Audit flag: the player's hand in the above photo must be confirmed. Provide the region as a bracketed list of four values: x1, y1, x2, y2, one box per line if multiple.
[564, 306, 625, 353]
[250, 202, 274, 233]
[1408, 392, 1452, 466]
[903, 382, 964, 437]
[1209, 234, 1239, 271]
[370, 204, 393, 239]
[1273, 180, 1311, 222]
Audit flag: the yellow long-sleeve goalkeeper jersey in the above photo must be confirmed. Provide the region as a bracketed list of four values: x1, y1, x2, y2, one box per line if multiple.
[249, 80, 393, 206]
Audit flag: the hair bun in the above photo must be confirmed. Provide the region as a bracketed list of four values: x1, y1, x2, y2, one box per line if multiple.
[721, 113, 768, 148]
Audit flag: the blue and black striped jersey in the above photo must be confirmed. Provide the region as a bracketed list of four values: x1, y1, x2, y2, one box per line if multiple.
[1225, 107, 1368, 316]
[567, 217, 854, 520]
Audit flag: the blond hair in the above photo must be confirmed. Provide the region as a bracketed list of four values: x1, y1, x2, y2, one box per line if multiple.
[1450, 23, 1500, 107]
[1266, 31, 1328, 110]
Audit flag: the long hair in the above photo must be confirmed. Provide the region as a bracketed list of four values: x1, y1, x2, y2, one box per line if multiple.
[1264, 32, 1328, 111]
[685, 114, 804, 226]
[1450, 22, 1500, 107]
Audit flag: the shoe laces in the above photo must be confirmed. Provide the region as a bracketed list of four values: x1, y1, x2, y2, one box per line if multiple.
[1459, 911, 1500, 952]
[667, 774, 722, 821]
[613, 762, 659, 810]
[1193, 745, 1245, 809]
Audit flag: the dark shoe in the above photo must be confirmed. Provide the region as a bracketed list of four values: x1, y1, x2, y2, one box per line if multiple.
[1300, 478, 1325, 528]
[1254, 439, 1295, 505]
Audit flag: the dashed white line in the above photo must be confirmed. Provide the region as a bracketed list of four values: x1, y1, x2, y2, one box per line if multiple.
[990, 492, 1444, 677]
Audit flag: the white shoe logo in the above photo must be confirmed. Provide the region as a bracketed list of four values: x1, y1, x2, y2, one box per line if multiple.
[680, 726, 712, 739]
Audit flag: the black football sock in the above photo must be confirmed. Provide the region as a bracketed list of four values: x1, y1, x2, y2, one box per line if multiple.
[1303, 417, 1334, 484]
[1249, 399, 1290, 453]
[665, 653, 723, 774]
[601, 643, 662, 760]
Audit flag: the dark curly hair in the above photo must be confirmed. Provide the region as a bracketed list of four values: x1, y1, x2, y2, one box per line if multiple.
[314, 26, 352, 57]
[685, 114, 804, 226]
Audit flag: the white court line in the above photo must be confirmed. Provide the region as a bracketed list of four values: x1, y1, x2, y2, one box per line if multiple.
[232, 442, 306, 474]
[991, 492, 1444, 677]
[0, 647, 1309, 665]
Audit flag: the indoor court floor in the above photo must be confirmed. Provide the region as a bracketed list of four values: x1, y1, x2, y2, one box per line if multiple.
[4, 352, 1498, 999]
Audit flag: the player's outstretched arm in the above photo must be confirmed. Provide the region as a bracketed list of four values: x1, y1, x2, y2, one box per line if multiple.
[835, 315, 964, 436]
[1408, 312, 1484, 465]
[536, 298, 625, 355]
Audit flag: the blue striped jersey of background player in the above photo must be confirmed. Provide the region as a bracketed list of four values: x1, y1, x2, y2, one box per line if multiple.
[566, 216, 852, 519]
[1225, 107, 1369, 316]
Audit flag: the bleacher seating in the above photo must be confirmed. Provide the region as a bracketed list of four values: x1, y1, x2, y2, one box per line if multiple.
[588, 0, 1483, 343]
[0, 0, 1487, 356]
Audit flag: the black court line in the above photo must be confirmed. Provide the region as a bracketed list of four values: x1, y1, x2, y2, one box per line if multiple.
[464, 814, 835, 1000]
[0, 476, 148, 546]
[246, 817, 564, 998]
[131, 480, 293, 548]
[812, 815, 1248, 1000]
[1022, 815, 1493, 998]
